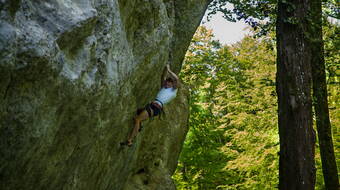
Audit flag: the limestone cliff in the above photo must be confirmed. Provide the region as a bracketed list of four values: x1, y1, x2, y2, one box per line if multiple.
[0, 0, 209, 189]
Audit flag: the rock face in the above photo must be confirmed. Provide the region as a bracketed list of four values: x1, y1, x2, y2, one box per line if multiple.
[0, 0, 209, 189]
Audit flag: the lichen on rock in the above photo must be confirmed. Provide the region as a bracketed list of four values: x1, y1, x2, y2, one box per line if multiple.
[0, 0, 209, 189]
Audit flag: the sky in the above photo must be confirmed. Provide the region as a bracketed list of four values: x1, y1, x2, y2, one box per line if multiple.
[201, 12, 250, 45]
[203, 13, 339, 45]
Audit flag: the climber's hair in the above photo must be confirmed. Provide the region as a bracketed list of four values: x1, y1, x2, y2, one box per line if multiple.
[164, 77, 178, 89]
[165, 77, 174, 83]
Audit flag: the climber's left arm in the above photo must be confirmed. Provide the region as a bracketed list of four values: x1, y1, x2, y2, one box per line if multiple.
[167, 65, 179, 89]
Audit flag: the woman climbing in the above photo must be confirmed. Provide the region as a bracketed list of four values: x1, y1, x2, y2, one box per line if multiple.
[124, 64, 179, 146]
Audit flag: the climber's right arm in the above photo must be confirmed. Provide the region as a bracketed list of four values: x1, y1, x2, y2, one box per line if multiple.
[161, 65, 168, 87]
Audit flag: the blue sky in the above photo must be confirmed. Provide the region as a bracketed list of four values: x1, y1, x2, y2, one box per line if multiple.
[201, 12, 250, 45]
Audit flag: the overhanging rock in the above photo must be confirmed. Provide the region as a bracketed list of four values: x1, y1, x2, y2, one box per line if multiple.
[0, 0, 209, 189]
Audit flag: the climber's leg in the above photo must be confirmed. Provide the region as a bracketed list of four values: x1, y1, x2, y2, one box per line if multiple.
[127, 109, 152, 145]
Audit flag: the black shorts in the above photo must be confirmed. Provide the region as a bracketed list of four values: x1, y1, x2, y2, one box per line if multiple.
[146, 103, 162, 117]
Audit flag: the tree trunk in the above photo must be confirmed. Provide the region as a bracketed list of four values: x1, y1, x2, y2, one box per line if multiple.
[310, 0, 340, 189]
[276, 0, 316, 189]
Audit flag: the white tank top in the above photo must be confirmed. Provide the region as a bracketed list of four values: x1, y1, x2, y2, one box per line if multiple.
[155, 87, 178, 107]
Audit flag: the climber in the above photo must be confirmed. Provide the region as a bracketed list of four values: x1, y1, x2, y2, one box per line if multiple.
[124, 64, 179, 146]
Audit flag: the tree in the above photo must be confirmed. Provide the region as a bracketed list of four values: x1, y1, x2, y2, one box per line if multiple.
[208, 0, 277, 36]
[182, 1, 339, 188]
[310, 1, 339, 188]
[211, 0, 338, 188]
[174, 26, 279, 189]
[220, 34, 279, 190]
[174, 26, 234, 189]
[276, 0, 316, 189]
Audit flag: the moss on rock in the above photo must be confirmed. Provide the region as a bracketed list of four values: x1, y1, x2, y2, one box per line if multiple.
[0, 0, 209, 189]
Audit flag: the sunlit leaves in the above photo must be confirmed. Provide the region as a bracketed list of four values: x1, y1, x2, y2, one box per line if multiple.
[174, 21, 339, 189]
[174, 26, 279, 189]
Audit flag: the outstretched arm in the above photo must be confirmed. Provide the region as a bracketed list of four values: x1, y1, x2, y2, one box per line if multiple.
[166, 64, 179, 89]
[161, 65, 168, 86]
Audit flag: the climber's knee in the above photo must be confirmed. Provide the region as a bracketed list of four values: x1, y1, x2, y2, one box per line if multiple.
[134, 115, 140, 123]
[135, 109, 149, 122]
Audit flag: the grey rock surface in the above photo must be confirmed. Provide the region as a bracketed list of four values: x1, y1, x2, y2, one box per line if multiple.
[0, 0, 209, 189]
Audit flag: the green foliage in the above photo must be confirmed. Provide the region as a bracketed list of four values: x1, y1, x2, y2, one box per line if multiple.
[208, 0, 277, 36]
[174, 26, 279, 189]
[174, 21, 339, 189]
[176, 0, 340, 187]
[324, 19, 340, 85]
[323, 0, 340, 19]
[208, 0, 338, 36]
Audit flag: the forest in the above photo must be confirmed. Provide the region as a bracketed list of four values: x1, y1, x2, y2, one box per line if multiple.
[0, 0, 338, 189]
[173, 0, 339, 189]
